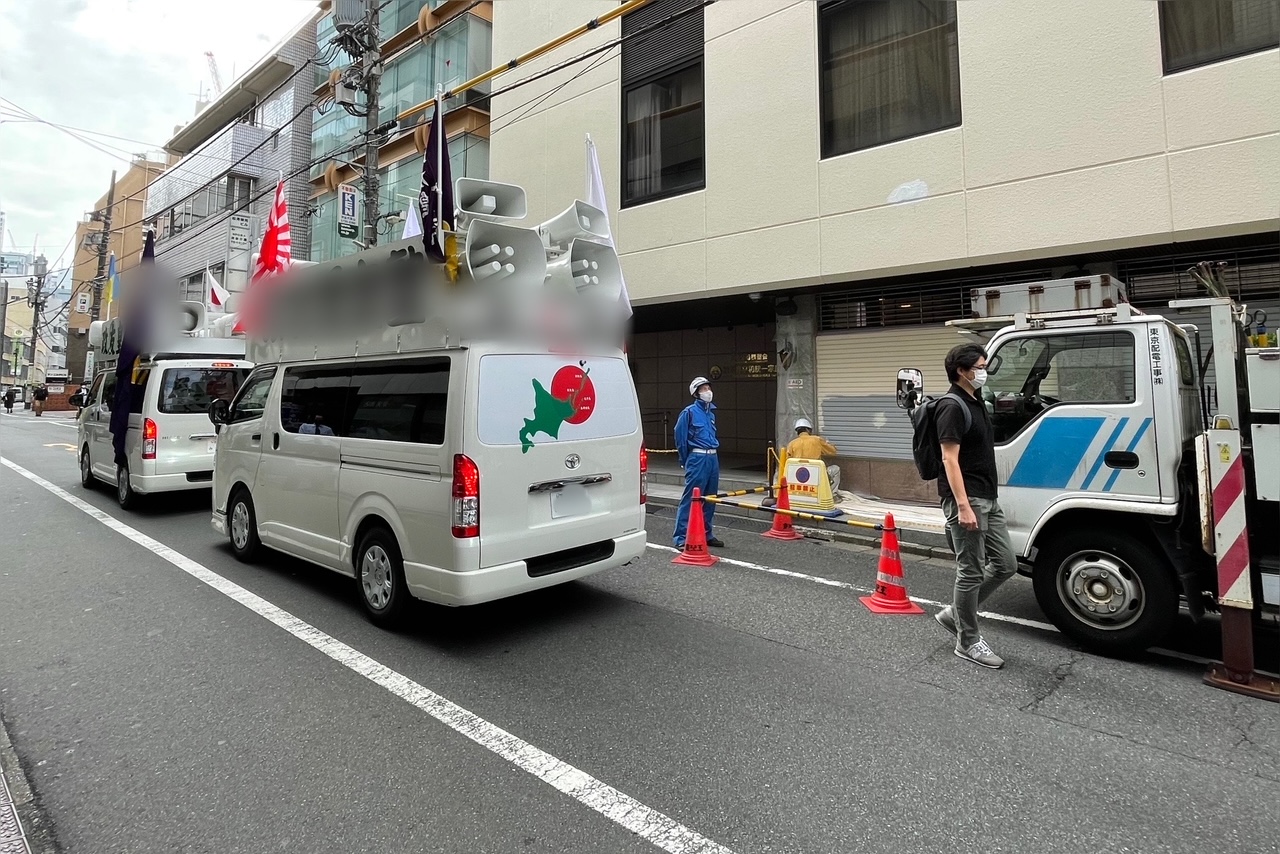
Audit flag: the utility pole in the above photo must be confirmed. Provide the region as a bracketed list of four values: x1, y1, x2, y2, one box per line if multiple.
[361, 0, 382, 248]
[92, 169, 117, 322]
[28, 253, 47, 383]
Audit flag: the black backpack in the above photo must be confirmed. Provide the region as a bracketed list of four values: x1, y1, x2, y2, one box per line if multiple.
[909, 393, 971, 481]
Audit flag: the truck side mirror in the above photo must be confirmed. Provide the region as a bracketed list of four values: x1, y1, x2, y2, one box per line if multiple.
[896, 368, 923, 410]
[209, 398, 229, 428]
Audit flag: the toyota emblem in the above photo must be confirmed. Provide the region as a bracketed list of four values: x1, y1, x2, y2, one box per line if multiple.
[565, 454, 581, 470]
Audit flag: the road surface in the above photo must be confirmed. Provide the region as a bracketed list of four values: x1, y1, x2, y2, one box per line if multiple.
[1, 410, 1277, 854]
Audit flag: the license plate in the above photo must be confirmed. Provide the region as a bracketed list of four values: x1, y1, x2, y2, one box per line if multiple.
[550, 483, 591, 519]
[207, 440, 217, 454]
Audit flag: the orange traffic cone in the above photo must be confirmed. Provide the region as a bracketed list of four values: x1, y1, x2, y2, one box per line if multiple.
[673, 488, 718, 567]
[762, 476, 803, 541]
[859, 513, 924, 614]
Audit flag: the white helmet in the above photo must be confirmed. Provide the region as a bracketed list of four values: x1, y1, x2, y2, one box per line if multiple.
[795, 418, 813, 432]
[689, 376, 710, 396]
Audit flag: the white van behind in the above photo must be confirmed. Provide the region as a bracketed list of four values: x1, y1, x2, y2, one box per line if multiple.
[75, 340, 251, 509]
[210, 344, 647, 625]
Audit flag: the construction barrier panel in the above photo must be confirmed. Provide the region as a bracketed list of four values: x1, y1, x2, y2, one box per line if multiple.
[784, 457, 842, 516]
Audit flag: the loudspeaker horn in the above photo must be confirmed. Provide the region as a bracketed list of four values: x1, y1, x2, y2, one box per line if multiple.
[455, 177, 528, 229]
[544, 239, 623, 303]
[178, 301, 206, 333]
[463, 220, 548, 289]
[538, 200, 610, 251]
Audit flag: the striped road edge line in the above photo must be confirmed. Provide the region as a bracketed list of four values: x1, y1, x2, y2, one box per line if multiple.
[0, 458, 735, 854]
[644, 545, 1280, 677]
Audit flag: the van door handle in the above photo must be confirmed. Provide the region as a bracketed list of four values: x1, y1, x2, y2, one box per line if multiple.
[1104, 451, 1139, 469]
[251, 433, 261, 442]
[272, 433, 280, 450]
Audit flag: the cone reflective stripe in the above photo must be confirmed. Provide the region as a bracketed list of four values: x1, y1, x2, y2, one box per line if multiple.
[762, 475, 803, 541]
[673, 488, 718, 567]
[859, 513, 924, 615]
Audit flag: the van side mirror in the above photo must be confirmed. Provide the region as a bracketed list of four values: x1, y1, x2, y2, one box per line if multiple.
[69, 391, 86, 408]
[209, 398, 229, 427]
[896, 368, 923, 410]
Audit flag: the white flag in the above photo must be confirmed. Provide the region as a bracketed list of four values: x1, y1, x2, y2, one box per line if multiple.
[205, 267, 230, 314]
[586, 135, 632, 320]
[401, 200, 423, 240]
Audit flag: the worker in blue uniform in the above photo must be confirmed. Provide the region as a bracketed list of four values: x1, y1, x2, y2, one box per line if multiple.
[673, 376, 724, 549]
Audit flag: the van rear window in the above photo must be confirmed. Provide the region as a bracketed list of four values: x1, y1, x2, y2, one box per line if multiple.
[477, 355, 638, 451]
[159, 368, 248, 414]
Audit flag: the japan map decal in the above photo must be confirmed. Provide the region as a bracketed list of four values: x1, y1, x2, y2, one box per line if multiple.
[519, 361, 596, 453]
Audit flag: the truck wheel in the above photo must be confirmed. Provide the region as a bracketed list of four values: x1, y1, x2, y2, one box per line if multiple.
[1033, 527, 1178, 656]
[356, 527, 410, 629]
[228, 489, 261, 562]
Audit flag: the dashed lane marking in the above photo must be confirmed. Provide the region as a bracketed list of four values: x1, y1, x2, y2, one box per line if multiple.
[0, 457, 736, 854]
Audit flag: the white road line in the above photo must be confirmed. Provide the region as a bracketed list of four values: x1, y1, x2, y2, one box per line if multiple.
[1, 458, 735, 854]
[646, 543, 1060, 633]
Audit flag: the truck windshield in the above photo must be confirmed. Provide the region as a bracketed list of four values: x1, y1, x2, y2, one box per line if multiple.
[158, 368, 249, 415]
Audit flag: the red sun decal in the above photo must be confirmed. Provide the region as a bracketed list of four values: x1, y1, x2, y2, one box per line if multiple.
[551, 365, 597, 424]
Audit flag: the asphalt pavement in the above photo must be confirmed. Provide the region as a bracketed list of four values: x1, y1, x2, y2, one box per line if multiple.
[1, 410, 1278, 854]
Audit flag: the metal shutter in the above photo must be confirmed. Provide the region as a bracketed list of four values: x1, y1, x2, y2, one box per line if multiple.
[621, 0, 705, 83]
[816, 325, 967, 459]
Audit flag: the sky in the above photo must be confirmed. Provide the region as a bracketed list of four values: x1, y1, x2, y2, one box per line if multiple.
[0, 0, 320, 274]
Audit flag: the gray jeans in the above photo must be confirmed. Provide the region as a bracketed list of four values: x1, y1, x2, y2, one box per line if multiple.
[942, 496, 1018, 648]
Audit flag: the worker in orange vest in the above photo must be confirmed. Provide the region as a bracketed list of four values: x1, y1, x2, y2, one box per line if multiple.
[786, 418, 841, 493]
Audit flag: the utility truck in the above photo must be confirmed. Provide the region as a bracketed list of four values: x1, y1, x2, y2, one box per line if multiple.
[897, 272, 1278, 699]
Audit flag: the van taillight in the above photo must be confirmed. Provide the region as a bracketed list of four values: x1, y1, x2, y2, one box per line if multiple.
[452, 454, 480, 538]
[143, 419, 158, 460]
[639, 444, 648, 505]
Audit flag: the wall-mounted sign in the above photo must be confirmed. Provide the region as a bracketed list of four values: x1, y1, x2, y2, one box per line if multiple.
[787, 378, 804, 389]
[229, 231, 251, 250]
[338, 183, 359, 239]
[736, 352, 777, 379]
[75, 293, 91, 313]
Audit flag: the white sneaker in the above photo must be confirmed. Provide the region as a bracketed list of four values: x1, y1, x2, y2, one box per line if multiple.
[955, 638, 1004, 669]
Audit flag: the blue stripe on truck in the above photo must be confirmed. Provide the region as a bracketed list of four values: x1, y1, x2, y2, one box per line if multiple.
[1006, 417, 1106, 489]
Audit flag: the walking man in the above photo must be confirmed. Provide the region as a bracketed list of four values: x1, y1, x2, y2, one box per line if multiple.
[786, 418, 842, 493]
[933, 344, 1017, 668]
[673, 376, 723, 549]
[33, 383, 48, 416]
[3, 388, 14, 414]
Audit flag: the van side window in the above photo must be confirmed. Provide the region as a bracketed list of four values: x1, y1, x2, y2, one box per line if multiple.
[347, 358, 449, 444]
[85, 374, 104, 406]
[229, 368, 277, 423]
[986, 331, 1136, 443]
[280, 366, 350, 436]
[101, 374, 118, 411]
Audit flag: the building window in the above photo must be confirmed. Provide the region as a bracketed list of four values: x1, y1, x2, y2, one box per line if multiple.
[1159, 0, 1279, 74]
[621, 0, 705, 207]
[819, 0, 961, 158]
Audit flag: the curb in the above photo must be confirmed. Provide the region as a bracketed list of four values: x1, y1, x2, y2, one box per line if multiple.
[0, 708, 58, 854]
[647, 495, 954, 560]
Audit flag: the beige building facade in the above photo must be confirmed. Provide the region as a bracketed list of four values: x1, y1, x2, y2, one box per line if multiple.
[479, 1, 1278, 495]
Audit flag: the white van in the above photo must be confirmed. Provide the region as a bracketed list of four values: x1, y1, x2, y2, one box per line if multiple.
[209, 343, 647, 626]
[74, 343, 252, 508]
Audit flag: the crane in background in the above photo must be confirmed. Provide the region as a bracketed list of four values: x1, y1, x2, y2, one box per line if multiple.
[205, 52, 224, 96]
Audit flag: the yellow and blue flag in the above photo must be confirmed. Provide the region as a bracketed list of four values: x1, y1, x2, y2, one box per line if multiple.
[103, 253, 118, 310]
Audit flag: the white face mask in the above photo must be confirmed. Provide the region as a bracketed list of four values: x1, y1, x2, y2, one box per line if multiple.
[699, 390, 713, 403]
[970, 368, 988, 388]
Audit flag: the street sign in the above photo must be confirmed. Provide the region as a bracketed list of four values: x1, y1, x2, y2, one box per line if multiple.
[84, 350, 95, 379]
[338, 183, 359, 238]
[75, 292, 91, 313]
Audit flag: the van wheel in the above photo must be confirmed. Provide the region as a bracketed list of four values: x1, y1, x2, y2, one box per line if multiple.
[1033, 527, 1178, 657]
[80, 447, 95, 489]
[116, 463, 138, 510]
[356, 527, 410, 629]
[228, 490, 261, 562]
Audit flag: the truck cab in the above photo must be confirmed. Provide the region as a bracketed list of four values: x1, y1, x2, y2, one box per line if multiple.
[901, 294, 1279, 657]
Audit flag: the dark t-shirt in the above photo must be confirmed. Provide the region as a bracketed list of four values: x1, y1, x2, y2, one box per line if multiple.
[936, 384, 998, 500]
